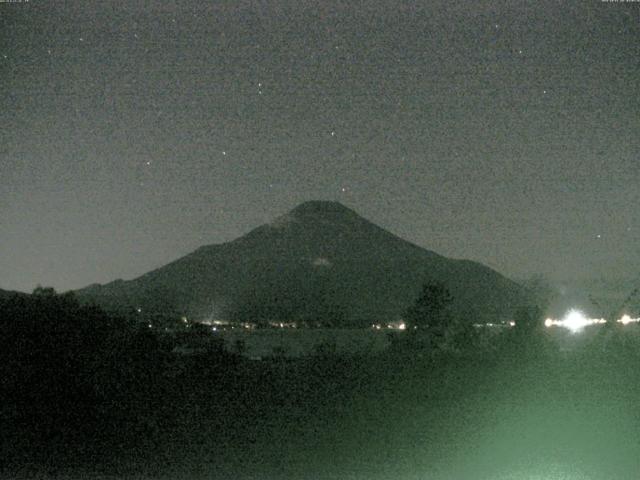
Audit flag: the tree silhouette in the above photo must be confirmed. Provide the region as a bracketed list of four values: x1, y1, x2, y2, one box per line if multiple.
[520, 275, 555, 312]
[513, 304, 544, 335]
[404, 282, 453, 341]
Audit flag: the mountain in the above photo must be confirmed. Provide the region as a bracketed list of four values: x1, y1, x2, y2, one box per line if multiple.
[0, 288, 27, 301]
[76, 201, 526, 326]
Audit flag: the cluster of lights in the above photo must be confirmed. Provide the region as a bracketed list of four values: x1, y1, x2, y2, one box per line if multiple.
[544, 310, 605, 332]
[268, 321, 298, 329]
[545, 309, 640, 333]
[618, 314, 640, 325]
[472, 322, 515, 328]
[371, 322, 406, 331]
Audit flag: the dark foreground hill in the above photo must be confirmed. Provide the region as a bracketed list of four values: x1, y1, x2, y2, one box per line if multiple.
[4, 289, 639, 480]
[0, 288, 28, 301]
[77, 201, 526, 326]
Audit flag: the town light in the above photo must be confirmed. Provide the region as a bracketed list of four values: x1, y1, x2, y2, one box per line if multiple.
[618, 314, 640, 325]
[545, 310, 607, 332]
[562, 309, 589, 333]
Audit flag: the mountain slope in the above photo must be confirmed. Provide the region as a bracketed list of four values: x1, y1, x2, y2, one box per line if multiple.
[77, 201, 526, 326]
[0, 288, 28, 301]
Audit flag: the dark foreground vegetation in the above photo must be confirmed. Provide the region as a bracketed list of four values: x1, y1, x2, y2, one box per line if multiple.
[2, 290, 640, 480]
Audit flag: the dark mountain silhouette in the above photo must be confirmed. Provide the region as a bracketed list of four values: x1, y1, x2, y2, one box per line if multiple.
[0, 288, 28, 300]
[76, 201, 526, 326]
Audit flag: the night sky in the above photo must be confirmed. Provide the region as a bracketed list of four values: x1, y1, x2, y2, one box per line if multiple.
[2, 1, 639, 293]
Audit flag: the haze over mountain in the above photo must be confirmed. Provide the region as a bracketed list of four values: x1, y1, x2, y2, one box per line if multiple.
[77, 201, 526, 326]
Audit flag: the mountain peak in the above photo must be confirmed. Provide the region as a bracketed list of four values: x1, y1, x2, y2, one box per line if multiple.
[289, 201, 359, 219]
[262, 201, 361, 232]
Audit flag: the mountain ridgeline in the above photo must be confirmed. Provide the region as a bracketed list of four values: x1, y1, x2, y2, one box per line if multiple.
[77, 201, 527, 326]
[0, 288, 27, 301]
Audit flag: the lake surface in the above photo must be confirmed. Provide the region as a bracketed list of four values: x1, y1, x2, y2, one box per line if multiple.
[214, 328, 395, 358]
[211, 323, 640, 359]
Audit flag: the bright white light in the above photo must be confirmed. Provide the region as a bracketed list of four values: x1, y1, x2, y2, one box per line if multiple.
[562, 309, 589, 332]
[398, 323, 406, 330]
[618, 314, 640, 325]
[545, 311, 607, 331]
[544, 309, 607, 332]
